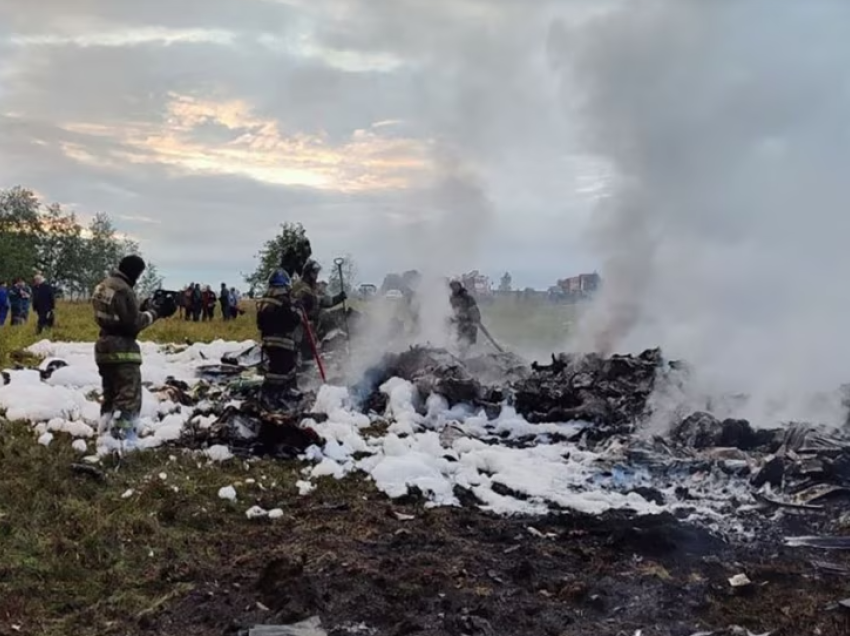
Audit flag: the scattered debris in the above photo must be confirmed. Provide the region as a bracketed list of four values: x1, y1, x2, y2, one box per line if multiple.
[784, 536, 850, 550]
[246, 505, 269, 520]
[70, 463, 106, 482]
[218, 486, 237, 501]
[242, 616, 327, 636]
[728, 573, 752, 588]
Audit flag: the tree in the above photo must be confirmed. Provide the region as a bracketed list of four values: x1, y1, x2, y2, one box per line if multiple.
[137, 262, 164, 298]
[499, 271, 512, 293]
[245, 222, 312, 290]
[77, 213, 124, 294]
[37, 203, 85, 294]
[0, 186, 44, 282]
[327, 254, 358, 295]
[0, 186, 160, 297]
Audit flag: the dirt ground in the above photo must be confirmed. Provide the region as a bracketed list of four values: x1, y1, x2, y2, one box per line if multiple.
[2, 424, 850, 636]
[131, 491, 850, 636]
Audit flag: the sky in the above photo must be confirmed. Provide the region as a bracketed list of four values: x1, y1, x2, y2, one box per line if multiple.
[0, 0, 615, 290]
[4, 0, 850, 426]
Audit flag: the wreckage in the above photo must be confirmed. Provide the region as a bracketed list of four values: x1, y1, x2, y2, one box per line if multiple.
[6, 338, 850, 546]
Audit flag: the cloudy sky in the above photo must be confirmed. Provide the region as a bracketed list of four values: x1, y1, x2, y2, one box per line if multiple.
[0, 0, 614, 289]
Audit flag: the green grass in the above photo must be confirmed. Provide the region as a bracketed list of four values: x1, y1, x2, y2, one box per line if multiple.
[481, 297, 577, 355]
[0, 420, 374, 636]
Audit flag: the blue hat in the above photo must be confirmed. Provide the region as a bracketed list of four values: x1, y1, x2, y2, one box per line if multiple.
[268, 269, 291, 288]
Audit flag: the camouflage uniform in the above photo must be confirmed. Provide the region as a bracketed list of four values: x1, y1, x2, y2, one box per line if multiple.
[450, 284, 481, 350]
[91, 263, 158, 441]
[256, 272, 302, 397]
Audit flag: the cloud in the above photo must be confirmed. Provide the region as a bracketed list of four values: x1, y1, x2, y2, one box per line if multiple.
[0, 0, 607, 291]
[60, 93, 435, 191]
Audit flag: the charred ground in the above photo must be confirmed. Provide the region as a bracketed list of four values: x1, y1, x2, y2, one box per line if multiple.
[2, 419, 850, 636]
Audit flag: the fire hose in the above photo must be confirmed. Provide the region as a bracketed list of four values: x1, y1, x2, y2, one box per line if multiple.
[478, 321, 505, 353]
[299, 306, 327, 383]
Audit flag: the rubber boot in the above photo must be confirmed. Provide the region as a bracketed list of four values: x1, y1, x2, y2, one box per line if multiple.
[97, 413, 113, 436]
[110, 411, 139, 450]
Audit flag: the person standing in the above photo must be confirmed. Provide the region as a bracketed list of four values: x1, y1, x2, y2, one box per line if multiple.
[0, 281, 8, 326]
[448, 279, 481, 356]
[219, 283, 231, 321]
[182, 285, 193, 321]
[32, 274, 56, 334]
[256, 270, 303, 407]
[91, 255, 177, 446]
[229, 287, 241, 319]
[291, 260, 346, 363]
[191, 283, 202, 322]
[9, 278, 31, 326]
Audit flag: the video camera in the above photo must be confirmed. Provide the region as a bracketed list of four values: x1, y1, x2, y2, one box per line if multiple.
[141, 288, 181, 317]
[152, 289, 181, 305]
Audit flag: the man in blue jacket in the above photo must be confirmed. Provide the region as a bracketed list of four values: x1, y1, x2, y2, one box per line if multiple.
[9, 278, 31, 326]
[0, 281, 8, 326]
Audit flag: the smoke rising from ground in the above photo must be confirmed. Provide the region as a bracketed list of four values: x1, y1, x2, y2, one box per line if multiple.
[347, 146, 495, 382]
[552, 0, 850, 427]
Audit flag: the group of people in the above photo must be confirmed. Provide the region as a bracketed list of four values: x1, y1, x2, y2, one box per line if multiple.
[87, 248, 483, 449]
[88, 252, 349, 446]
[178, 283, 242, 322]
[0, 275, 57, 333]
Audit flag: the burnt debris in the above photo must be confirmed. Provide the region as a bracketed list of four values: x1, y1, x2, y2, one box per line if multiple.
[514, 348, 673, 428]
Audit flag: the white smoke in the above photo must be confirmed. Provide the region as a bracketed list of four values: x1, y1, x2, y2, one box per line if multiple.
[550, 0, 850, 428]
[346, 144, 496, 384]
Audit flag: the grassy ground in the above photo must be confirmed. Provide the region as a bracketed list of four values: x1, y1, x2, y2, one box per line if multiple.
[0, 301, 285, 634]
[0, 302, 259, 368]
[0, 420, 337, 636]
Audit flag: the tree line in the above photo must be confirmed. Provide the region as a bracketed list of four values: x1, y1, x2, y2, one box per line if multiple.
[0, 186, 163, 298]
[2, 189, 358, 302]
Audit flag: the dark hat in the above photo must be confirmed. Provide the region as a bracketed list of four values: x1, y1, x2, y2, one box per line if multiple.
[118, 254, 146, 286]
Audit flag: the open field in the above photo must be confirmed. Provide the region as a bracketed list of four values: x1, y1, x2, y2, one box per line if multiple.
[2, 300, 848, 636]
[0, 298, 577, 369]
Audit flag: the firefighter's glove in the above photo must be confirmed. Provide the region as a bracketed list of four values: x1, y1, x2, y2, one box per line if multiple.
[332, 291, 347, 305]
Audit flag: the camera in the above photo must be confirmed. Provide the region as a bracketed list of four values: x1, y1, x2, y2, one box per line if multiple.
[141, 289, 180, 317]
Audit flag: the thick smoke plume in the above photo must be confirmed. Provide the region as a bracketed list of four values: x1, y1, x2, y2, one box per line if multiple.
[551, 0, 850, 427]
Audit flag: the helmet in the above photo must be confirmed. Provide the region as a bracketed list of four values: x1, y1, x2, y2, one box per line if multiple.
[268, 269, 291, 288]
[302, 259, 322, 277]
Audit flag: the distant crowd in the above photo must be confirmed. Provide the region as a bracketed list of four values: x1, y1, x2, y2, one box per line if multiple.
[0, 275, 56, 333]
[0, 276, 248, 333]
[178, 283, 244, 322]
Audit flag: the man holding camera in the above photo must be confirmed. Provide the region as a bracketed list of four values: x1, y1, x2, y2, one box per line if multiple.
[91, 255, 178, 447]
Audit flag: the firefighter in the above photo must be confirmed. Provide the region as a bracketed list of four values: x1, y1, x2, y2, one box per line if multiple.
[291, 259, 346, 363]
[256, 269, 303, 406]
[449, 279, 481, 356]
[91, 255, 177, 446]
